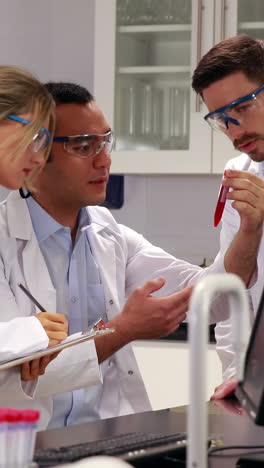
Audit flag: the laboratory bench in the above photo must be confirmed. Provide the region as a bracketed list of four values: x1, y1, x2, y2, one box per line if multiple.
[35, 399, 264, 467]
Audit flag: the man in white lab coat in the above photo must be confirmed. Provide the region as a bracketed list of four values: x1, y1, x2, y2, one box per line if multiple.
[0, 80, 260, 429]
[192, 35, 264, 397]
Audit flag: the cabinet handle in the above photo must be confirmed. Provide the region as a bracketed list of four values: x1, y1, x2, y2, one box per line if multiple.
[220, 0, 226, 40]
[195, 0, 202, 112]
[214, 0, 227, 43]
[192, 0, 203, 112]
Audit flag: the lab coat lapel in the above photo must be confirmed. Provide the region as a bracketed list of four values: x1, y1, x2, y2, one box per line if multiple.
[7, 191, 56, 313]
[22, 239, 56, 313]
[87, 224, 119, 319]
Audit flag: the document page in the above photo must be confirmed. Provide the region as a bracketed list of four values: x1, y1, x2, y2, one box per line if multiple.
[0, 327, 114, 370]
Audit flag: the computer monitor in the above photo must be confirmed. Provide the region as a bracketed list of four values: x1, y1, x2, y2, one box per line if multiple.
[236, 287, 264, 425]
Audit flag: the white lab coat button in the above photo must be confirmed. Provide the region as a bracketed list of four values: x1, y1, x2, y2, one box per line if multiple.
[71, 296, 78, 303]
[128, 370, 133, 375]
[109, 299, 114, 305]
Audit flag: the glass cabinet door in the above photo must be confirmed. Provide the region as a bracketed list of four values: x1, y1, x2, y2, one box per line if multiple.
[115, 0, 191, 153]
[238, 0, 264, 38]
[224, 0, 264, 42]
[93, 0, 214, 174]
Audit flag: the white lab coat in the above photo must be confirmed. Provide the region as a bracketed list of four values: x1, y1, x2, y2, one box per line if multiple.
[0, 191, 229, 429]
[0, 315, 48, 361]
[215, 153, 264, 380]
[0, 193, 102, 428]
[0, 315, 49, 401]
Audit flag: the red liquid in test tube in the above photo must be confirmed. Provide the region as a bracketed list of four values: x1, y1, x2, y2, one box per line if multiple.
[214, 184, 229, 227]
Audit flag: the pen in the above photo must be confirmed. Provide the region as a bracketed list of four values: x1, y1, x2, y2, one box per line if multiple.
[214, 184, 229, 227]
[18, 283, 46, 312]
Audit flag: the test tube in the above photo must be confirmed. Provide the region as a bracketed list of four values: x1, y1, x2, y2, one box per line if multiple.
[0, 409, 7, 466]
[0, 407, 40, 467]
[22, 409, 40, 465]
[6, 408, 22, 466]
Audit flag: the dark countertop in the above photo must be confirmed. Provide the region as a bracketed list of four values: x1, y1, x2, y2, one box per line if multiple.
[36, 399, 264, 467]
[160, 322, 216, 343]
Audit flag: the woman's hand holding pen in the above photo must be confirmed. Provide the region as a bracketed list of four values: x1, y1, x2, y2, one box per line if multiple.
[35, 312, 68, 347]
[17, 285, 68, 380]
[21, 314, 68, 381]
[17, 283, 68, 346]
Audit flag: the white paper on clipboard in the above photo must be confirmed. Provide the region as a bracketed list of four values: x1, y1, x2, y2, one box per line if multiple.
[0, 327, 115, 370]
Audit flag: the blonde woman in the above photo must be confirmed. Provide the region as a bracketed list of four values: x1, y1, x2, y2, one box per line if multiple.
[0, 66, 67, 369]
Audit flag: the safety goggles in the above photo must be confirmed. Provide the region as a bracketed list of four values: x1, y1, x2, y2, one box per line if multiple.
[6, 114, 51, 151]
[53, 129, 114, 158]
[204, 84, 264, 132]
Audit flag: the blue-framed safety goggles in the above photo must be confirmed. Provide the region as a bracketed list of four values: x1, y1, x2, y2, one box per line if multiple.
[204, 84, 264, 131]
[6, 114, 51, 151]
[53, 129, 114, 158]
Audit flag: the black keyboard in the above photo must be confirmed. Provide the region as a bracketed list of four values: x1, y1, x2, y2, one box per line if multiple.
[35, 431, 187, 467]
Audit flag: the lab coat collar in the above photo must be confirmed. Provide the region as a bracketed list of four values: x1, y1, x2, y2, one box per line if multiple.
[7, 191, 34, 240]
[88, 206, 113, 233]
[6, 191, 111, 240]
[26, 197, 92, 243]
[26, 195, 66, 243]
[241, 153, 264, 176]
[6, 191, 118, 314]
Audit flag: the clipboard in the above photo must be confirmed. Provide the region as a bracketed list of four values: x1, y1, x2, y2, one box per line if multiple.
[0, 327, 115, 370]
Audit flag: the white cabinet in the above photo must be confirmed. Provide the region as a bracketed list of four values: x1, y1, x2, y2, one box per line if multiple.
[92, 0, 264, 174]
[93, 0, 213, 174]
[132, 340, 222, 409]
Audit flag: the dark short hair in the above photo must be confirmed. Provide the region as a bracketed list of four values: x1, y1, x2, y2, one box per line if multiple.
[44, 82, 94, 105]
[192, 35, 264, 96]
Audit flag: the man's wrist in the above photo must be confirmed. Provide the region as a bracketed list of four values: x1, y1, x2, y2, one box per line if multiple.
[107, 314, 135, 346]
[239, 222, 263, 238]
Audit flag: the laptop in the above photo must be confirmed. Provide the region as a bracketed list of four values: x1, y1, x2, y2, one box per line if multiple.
[236, 285, 264, 425]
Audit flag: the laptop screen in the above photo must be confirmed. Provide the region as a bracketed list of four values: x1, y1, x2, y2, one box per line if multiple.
[236, 287, 264, 425]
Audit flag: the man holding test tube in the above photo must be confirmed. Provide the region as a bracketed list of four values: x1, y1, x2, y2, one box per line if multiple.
[192, 35, 264, 397]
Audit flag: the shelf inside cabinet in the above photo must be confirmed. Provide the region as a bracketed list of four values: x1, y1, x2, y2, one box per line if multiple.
[117, 66, 190, 75]
[118, 24, 191, 33]
[238, 22, 264, 39]
[117, 24, 191, 41]
[238, 21, 264, 29]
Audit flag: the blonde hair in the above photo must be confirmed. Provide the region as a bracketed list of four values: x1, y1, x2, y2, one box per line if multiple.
[0, 65, 55, 190]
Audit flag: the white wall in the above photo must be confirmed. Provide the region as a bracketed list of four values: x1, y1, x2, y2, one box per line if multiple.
[0, 0, 95, 88]
[111, 174, 221, 264]
[132, 341, 222, 409]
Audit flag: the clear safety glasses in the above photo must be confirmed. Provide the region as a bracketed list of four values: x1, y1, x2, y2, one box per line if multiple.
[204, 84, 264, 132]
[53, 129, 115, 159]
[6, 114, 51, 151]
